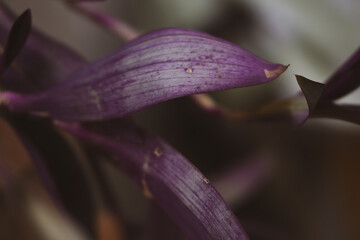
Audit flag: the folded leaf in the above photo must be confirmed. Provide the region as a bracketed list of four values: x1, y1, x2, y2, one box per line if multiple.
[1, 28, 287, 121]
[296, 75, 325, 114]
[57, 119, 249, 240]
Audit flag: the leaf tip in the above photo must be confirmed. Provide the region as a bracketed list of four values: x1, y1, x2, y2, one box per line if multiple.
[264, 64, 289, 79]
[23, 9, 32, 19]
[296, 75, 325, 113]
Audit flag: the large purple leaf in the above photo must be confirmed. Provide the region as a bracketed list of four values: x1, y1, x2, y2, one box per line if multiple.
[0, 2, 86, 93]
[321, 47, 360, 101]
[0, 9, 31, 75]
[56, 119, 249, 240]
[1, 28, 287, 121]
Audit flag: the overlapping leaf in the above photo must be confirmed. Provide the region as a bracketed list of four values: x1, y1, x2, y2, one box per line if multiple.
[293, 47, 360, 125]
[57, 119, 249, 240]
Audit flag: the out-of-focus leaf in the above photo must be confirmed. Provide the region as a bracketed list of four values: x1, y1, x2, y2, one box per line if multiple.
[2, 28, 287, 121]
[213, 154, 273, 207]
[0, 116, 31, 193]
[313, 103, 360, 125]
[85, 147, 127, 239]
[146, 203, 185, 240]
[0, 9, 31, 75]
[69, 1, 138, 41]
[296, 75, 325, 114]
[322, 47, 360, 100]
[3, 112, 96, 238]
[57, 119, 250, 240]
[0, 2, 86, 93]
[96, 208, 125, 240]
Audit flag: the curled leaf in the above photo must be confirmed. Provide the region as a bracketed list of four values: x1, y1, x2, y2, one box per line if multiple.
[2, 28, 287, 121]
[57, 119, 249, 240]
[296, 75, 325, 114]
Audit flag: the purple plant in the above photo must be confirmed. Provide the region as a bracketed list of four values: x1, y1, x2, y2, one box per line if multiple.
[0, 1, 359, 240]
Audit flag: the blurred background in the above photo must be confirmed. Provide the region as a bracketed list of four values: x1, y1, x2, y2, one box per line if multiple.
[1, 0, 360, 239]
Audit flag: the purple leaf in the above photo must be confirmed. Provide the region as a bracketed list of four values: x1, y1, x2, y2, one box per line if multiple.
[322, 47, 360, 101]
[0, 2, 86, 93]
[0, 9, 31, 75]
[56, 119, 249, 240]
[1, 28, 287, 121]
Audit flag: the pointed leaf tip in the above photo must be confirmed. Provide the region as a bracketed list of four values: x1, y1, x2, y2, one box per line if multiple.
[0, 9, 31, 74]
[296, 75, 325, 114]
[264, 64, 289, 79]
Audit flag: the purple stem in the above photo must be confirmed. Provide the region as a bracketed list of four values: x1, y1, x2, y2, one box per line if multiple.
[69, 2, 139, 41]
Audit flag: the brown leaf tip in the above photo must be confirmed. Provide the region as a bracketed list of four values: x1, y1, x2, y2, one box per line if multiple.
[264, 64, 289, 79]
[153, 147, 163, 157]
